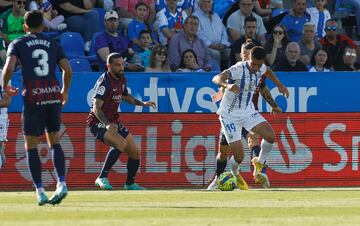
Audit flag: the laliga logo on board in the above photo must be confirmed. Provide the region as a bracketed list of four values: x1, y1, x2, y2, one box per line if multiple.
[15, 125, 74, 187]
[267, 117, 313, 174]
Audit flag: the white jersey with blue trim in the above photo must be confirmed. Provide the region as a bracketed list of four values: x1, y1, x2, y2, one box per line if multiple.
[0, 72, 8, 118]
[217, 61, 266, 117]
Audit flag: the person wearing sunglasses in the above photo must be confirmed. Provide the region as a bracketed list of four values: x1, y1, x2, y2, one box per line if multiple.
[320, 19, 360, 69]
[336, 46, 360, 71]
[265, 24, 289, 68]
[145, 44, 171, 72]
[0, 0, 26, 45]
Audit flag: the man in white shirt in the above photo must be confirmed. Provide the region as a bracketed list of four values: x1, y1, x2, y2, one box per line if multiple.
[212, 46, 288, 188]
[0, 70, 11, 169]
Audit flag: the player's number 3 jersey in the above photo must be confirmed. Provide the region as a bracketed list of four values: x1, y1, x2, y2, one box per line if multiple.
[217, 61, 266, 117]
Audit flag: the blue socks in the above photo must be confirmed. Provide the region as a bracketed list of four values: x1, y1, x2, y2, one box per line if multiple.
[252, 145, 261, 157]
[99, 148, 121, 178]
[27, 149, 43, 189]
[126, 158, 139, 185]
[52, 144, 66, 182]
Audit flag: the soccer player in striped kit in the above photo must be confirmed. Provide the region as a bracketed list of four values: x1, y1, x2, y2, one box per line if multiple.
[212, 46, 288, 189]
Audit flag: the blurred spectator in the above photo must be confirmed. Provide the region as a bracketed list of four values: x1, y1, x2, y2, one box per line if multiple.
[240, 40, 256, 61]
[0, 0, 26, 45]
[308, 47, 332, 72]
[340, 0, 360, 38]
[28, 0, 67, 31]
[145, 44, 171, 72]
[193, 0, 230, 70]
[156, 0, 194, 14]
[299, 22, 320, 65]
[132, 29, 152, 68]
[254, 0, 272, 22]
[176, 49, 204, 72]
[265, 24, 289, 68]
[335, 46, 360, 71]
[230, 16, 261, 65]
[226, 0, 267, 44]
[168, 15, 212, 71]
[53, 0, 99, 53]
[116, 0, 156, 32]
[128, 2, 157, 52]
[0, 0, 13, 15]
[273, 42, 308, 71]
[156, 0, 187, 45]
[307, 0, 331, 39]
[320, 19, 360, 69]
[102, 0, 115, 11]
[270, 0, 283, 9]
[280, 0, 310, 42]
[94, 10, 141, 71]
[0, 35, 5, 66]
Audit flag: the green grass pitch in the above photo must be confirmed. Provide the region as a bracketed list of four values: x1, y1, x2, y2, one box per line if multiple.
[1, 188, 360, 226]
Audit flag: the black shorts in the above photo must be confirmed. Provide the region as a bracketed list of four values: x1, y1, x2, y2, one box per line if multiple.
[89, 122, 129, 143]
[219, 127, 249, 145]
[22, 104, 61, 136]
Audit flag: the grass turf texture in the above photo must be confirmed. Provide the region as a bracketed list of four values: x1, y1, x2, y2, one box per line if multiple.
[0, 188, 360, 225]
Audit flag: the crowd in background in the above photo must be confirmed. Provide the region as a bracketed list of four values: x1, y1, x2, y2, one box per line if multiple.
[0, 0, 359, 72]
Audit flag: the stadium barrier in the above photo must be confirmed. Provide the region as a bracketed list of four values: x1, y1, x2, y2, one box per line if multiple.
[1, 72, 359, 190]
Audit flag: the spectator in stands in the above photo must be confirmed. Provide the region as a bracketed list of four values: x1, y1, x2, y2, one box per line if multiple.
[95, 10, 141, 71]
[156, 0, 194, 15]
[254, 0, 272, 22]
[336, 46, 360, 71]
[340, 0, 360, 38]
[0, 35, 5, 66]
[128, 2, 157, 52]
[273, 42, 308, 71]
[320, 19, 360, 69]
[230, 16, 262, 66]
[193, 0, 230, 70]
[280, 0, 310, 42]
[28, 0, 67, 31]
[0, 0, 13, 15]
[307, 0, 331, 39]
[168, 15, 212, 71]
[176, 49, 204, 72]
[0, 0, 26, 45]
[132, 29, 152, 69]
[116, 0, 156, 33]
[270, 0, 283, 9]
[299, 22, 320, 65]
[54, 0, 99, 53]
[226, 0, 267, 44]
[265, 24, 289, 68]
[145, 44, 171, 72]
[308, 47, 332, 72]
[156, 0, 187, 45]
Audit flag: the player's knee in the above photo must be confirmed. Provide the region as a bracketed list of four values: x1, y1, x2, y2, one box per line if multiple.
[233, 153, 244, 164]
[115, 139, 127, 151]
[128, 148, 140, 160]
[264, 133, 275, 144]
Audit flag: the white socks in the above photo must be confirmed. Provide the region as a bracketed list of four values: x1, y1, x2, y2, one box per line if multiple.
[229, 156, 240, 176]
[36, 187, 45, 195]
[57, 181, 66, 188]
[258, 139, 274, 164]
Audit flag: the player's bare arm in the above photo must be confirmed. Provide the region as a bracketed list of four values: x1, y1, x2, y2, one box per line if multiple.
[264, 66, 289, 98]
[2, 55, 19, 96]
[58, 58, 73, 106]
[259, 85, 282, 116]
[0, 92, 11, 108]
[92, 98, 117, 131]
[122, 94, 157, 109]
[212, 70, 240, 94]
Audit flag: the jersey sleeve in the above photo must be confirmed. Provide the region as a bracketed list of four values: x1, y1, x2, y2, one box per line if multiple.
[56, 42, 67, 62]
[6, 39, 19, 58]
[226, 63, 242, 80]
[93, 78, 110, 100]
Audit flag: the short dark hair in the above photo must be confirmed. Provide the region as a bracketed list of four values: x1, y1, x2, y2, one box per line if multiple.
[107, 52, 122, 64]
[139, 29, 151, 39]
[244, 16, 257, 25]
[184, 15, 199, 24]
[241, 39, 255, 51]
[135, 2, 149, 10]
[251, 46, 266, 60]
[24, 11, 43, 29]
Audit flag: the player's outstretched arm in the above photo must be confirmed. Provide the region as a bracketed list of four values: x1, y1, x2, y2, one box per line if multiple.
[259, 85, 282, 116]
[122, 94, 156, 109]
[264, 66, 289, 98]
[58, 58, 73, 106]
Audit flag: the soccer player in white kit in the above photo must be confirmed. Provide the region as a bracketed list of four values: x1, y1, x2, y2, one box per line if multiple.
[212, 46, 288, 188]
[0, 70, 11, 169]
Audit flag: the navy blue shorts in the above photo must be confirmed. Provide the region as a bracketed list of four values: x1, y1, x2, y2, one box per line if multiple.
[89, 122, 129, 143]
[22, 104, 61, 136]
[219, 128, 249, 145]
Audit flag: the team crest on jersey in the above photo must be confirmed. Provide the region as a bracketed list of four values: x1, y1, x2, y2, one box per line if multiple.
[96, 86, 106, 95]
